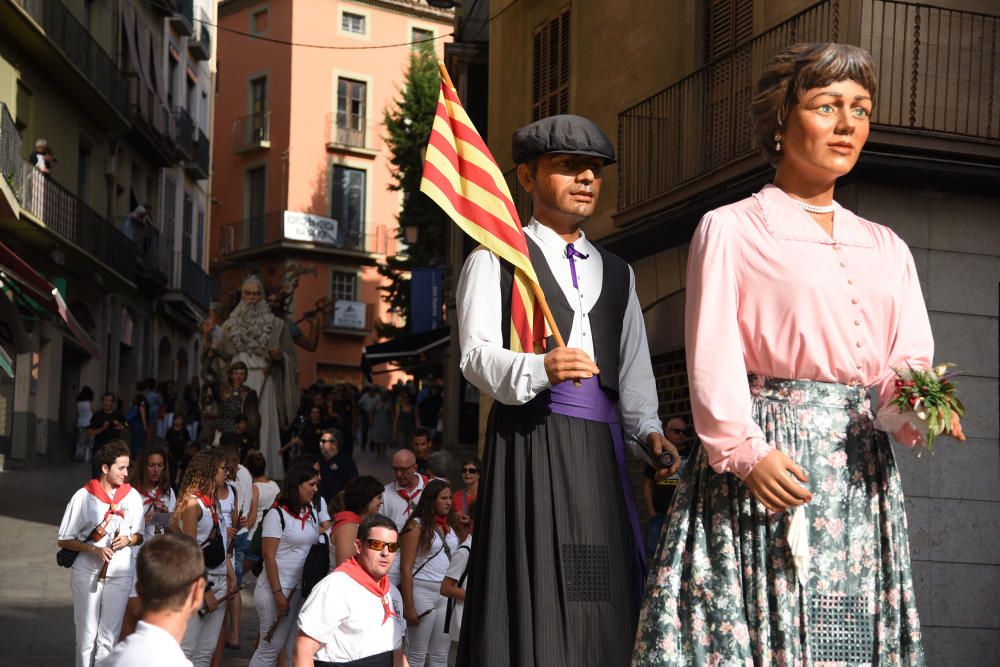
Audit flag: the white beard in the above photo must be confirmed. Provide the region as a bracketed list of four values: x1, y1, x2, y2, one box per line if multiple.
[223, 299, 276, 356]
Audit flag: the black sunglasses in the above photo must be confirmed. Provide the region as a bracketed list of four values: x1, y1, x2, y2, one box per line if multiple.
[462, 467, 479, 474]
[363, 538, 400, 553]
[667, 428, 686, 434]
[320, 438, 337, 443]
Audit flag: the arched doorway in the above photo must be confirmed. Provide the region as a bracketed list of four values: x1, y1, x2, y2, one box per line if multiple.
[118, 308, 138, 401]
[157, 336, 173, 383]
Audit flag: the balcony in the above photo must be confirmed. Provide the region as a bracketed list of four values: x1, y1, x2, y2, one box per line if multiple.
[174, 107, 195, 160]
[132, 223, 170, 284]
[323, 300, 375, 335]
[9, 0, 128, 120]
[151, 0, 179, 16]
[325, 113, 371, 152]
[616, 0, 1000, 220]
[185, 128, 210, 180]
[126, 73, 176, 166]
[233, 112, 271, 153]
[175, 254, 214, 312]
[218, 211, 396, 259]
[18, 161, 137, 281]
[170, 0, 194, 37]
[188, 9, 211, 61]
[0, 104, 23, 210]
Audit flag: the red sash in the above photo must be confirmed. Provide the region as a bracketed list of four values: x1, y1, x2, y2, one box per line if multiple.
[336, 557, 395, 625]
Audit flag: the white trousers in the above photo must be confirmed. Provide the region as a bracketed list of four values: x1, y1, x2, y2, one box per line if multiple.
[70, 566, 132, 667]
[406, 578, 449, 667]
[181, 572, 228, 667]
[249, 585, 304, 667]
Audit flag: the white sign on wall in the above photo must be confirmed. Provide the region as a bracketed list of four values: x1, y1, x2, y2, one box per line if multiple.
[283, 211, 339, 244]
[332, 300, 367, 330]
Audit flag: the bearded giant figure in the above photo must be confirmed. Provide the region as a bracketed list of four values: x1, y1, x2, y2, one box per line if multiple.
[215, 276, 298, 478]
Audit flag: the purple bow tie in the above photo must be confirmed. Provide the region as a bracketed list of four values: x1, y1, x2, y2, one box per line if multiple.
[565, 242, 589, 289]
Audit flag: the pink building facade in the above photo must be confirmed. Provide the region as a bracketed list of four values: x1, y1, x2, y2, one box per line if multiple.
[213, 0, 452, 387]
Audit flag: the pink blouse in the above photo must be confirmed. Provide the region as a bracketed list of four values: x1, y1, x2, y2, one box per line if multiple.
[685, 185, 934, 480]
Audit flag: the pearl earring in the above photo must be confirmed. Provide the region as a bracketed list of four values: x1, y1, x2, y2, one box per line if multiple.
[774, 133, 782, 152]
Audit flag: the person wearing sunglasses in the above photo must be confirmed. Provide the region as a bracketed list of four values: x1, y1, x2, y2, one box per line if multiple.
[294, 513, 407, 667]
[451, 459, 480, 526]
[99, 534, 206, 666]
[318, 428, 359, 506]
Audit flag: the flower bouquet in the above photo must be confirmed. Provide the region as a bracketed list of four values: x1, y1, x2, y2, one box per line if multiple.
[877, 364, 965, 450]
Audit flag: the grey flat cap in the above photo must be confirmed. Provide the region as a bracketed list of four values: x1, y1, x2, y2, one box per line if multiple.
[511, 114, 616, 165]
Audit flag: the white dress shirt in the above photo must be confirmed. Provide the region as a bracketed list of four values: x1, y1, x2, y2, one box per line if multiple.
[456, 218, 663, 442]
[96, 620, 192, 667]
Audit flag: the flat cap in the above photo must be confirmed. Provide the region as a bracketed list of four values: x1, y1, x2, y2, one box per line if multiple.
[512, 114, 615, 165]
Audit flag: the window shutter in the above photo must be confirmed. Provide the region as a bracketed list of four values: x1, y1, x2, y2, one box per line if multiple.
[532, 5, 571, 121]
[706, 0, 753, 61]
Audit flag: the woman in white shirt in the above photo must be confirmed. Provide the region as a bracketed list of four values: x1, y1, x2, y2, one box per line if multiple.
[57, 440, 144, 667]
[173, 449, 232, 667]
[243, 450, 279, 577]
[249, 462, 322, 667]
[400, 479, 459, 667]
[120, 444, 178, 639]
[74, 386, 95, 461]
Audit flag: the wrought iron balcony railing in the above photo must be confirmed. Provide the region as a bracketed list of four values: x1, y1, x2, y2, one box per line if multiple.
[218, 211, 396, 257]
[19, 161, 136, 280]
[0, 103, 23, 200]
[177, 253, 214, 311]
[189, 8, 211, 61]
[184, 128, 210, 180]
[132, 223, 170, 281]
[174, 107, 195, 159]
[14, 0, 128, 114]
[617, 0, 1000, 212]
[233, 112, 271, 152]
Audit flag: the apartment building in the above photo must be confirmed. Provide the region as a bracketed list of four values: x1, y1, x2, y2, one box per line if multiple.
[0, 0, 217, 462]
[212, 0, 452, 387]
[486, 1, 999, 662]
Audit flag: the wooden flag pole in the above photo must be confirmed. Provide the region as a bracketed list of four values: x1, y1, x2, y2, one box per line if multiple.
[439, 63, 456, 93]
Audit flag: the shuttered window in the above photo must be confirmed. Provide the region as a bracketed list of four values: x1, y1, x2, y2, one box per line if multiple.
[706, 0, 754, 60]
[531, 5, 570, 121]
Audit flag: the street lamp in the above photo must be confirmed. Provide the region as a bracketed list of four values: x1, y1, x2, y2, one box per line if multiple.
[403, 219, 420, 245]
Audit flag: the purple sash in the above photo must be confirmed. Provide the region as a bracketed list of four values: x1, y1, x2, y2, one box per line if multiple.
[528, 376, 647, 601]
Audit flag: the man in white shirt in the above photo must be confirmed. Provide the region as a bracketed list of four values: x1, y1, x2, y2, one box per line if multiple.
[98, 533, 204, 666]
[454, 114, 680, 666]
[294, 514, 408, 667]
[381, 449, 427, 531]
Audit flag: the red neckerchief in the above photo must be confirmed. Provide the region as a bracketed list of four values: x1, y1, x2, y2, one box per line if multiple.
[138, 486, 168, 513]
[396, 475, 428, 516]
[332, 511, 362, 532]
[282, 504, 312, 530]
[336, 557, 395, 625]
[193, 492, 218, 525]
[434, 515, 451, 534]
[84, 480, 132, 524]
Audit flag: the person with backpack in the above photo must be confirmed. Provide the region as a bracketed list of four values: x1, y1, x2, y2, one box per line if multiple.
[249, 462, 323, 667]
[172, 449, 231, 667]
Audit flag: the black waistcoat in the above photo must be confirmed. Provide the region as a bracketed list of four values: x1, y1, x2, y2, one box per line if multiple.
[498, 234, 630, 398]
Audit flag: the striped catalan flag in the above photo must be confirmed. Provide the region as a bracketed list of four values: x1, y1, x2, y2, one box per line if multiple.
[420, 67, 548, 354]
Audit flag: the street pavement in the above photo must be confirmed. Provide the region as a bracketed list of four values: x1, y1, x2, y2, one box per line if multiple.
[0, 446, 394, 666]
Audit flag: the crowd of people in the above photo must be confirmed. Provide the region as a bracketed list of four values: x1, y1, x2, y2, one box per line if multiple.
[58, 372, 490, 667]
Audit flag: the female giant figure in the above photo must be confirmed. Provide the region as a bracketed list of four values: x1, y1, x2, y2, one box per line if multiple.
[633, 43, 958, 666]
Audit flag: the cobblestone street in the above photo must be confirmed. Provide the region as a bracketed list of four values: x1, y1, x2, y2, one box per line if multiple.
[0, 449, 393, 667]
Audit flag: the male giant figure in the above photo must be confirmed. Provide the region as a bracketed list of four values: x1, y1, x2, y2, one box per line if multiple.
[210, 276, 297, 478]
[455, 115, 680, 666]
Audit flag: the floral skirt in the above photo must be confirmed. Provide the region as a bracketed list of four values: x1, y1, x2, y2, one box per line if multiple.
[633, 376, 925, 667]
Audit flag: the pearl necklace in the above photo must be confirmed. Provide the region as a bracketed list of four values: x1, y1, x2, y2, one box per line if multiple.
[793, 199, 836, 214]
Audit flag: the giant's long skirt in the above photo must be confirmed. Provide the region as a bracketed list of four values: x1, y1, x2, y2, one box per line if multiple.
[633, 376, 925, 666]
[456, 401, 639, 667]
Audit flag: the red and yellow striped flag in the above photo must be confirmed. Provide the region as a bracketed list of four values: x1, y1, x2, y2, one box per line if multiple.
[420, 67, 548, 353]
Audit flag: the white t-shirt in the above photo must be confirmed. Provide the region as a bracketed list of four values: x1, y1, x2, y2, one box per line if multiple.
[234, 466, 253, 534]
[298, 570, 405, 663]
[258, 504, 321, 592]
[184, 495, 227, 575]
[410, 519, 459, 583]
[217, 483, 236, 543]
[96, 620, 192, 667]
[444, 535, 472, 641]
[382, 477, 427, 531]
[76, 400, 94, 428]
[252, 480, 280, 531]
[58, 486, 144, 577]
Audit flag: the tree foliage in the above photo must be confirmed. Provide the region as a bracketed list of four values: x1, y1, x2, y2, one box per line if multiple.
[377, 45, 447, 337]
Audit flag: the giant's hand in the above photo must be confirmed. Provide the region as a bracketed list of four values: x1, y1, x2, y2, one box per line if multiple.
[647, 432, 681, 476]
[743, 449, 812, 512]
[543, 347, 599, 385]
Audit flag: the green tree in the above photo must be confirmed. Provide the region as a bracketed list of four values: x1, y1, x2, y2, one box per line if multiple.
[377, 45, 447, 337]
